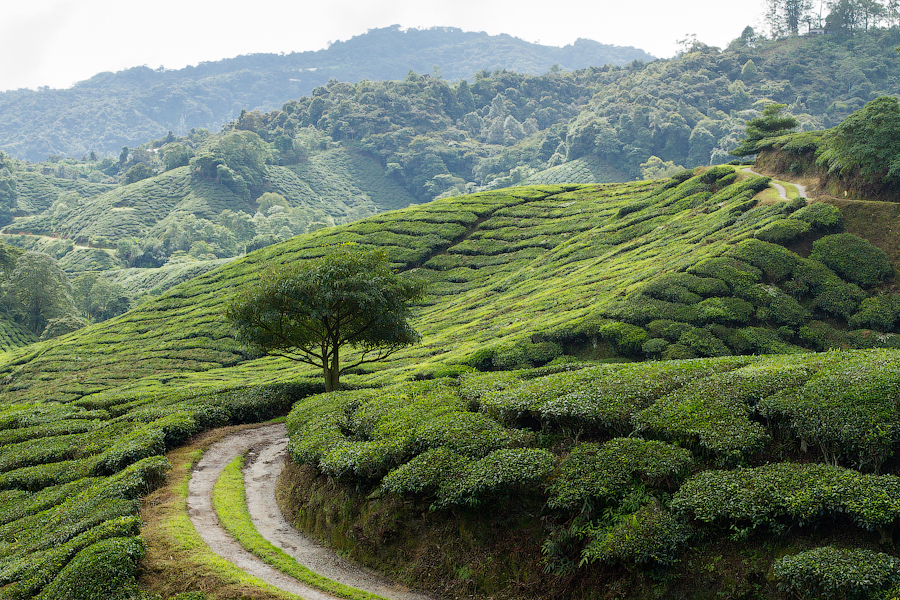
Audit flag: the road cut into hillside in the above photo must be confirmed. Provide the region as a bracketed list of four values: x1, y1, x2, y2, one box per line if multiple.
[187, 422, 437, 600]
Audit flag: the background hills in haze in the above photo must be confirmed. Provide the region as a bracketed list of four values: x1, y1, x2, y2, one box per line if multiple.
[0, 26, 653, 161]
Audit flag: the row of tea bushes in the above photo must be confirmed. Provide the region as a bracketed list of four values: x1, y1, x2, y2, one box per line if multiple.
[0, 378, 316, 599]
[286, 350, 900, 587]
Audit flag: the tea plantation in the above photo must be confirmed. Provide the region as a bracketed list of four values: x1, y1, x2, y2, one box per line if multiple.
[2, 168, 900, 598]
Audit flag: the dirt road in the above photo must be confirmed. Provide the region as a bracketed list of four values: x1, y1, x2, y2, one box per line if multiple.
[187, 423, 436, 600]
[742, 167, 809, 200]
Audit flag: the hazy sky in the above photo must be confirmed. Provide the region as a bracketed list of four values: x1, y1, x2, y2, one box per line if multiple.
[1, 0, 766, 92]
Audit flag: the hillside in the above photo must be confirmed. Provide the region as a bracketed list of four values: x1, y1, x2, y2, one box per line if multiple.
[3, 165, 900, 401]
[0, 26, 653, 161]
[3, 168, 900, 598]
[3, 30, 899, 287]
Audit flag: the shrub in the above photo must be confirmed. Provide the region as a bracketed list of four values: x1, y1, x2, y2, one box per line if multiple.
[729, 326, 804, 355]
[774, 547, 900, 600]
[640, 273, 727, 302]
[797, 320, 853, 351]
[677, 327, 731, 357]
[634, 367, 783, 460]
[757, 355, 900, 471]
[603, 296, 701, 326]
[849, 296, 897, 331]
[34, 535, 146, 600]
[754, 218, 810, 245]
[547, 439, 693, 509]
[415, 411, 512, 457]
[642, 338, 669, 357]
[789, 202, 843, 231]
[698, 297, 754, 325]
[435, 448, 556, 507]
[813, 281, 867, 320]
[810, 233, 892, 288]
[599, 321, 648, 356]
[688, 257, 761, 293]
[785, 257, 843, 299]
[763, 289, 810, 327]
[672, 462, 900, 531]
[581, 502, 691, 567]
[661, 343, 697, 360]
[457, 371, 522, 408]
[729, 239, 800, 282]
[381, 447, 469, 496]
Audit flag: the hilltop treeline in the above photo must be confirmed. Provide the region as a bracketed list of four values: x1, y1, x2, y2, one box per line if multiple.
[0, 26, 652, 162]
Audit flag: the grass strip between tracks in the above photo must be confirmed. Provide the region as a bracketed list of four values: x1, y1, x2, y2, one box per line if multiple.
[139, 424, 300, 600]
[213, 453, 388, 600]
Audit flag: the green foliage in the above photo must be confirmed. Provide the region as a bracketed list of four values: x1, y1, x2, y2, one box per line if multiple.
[774, 547, 900, 600]
[38, 313, 87, 341]
[381, 447, 470, 496]
[434, 448, 556, 508]
[730, 104, 800, 157]
[598, 321, 647, 356]
[672, 462, 900, 531]
[34, 535, 146, 600]
[547, 439, 692, 509]
[1, 251, 75, 335]
[581, 502, 691, 567]
[754, 218, 810, 244]
[790, 202, 843, 231]
[757, 354, 900, 470]
[816, 96, 900, 189]
[809, 233, 892, 288]
[226, 246, 425, 391]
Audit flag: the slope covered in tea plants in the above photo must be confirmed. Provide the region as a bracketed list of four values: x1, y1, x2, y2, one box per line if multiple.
[2, 167, 898, 405]
[281, 349, 900, 599]
[2, 167, 900, 598]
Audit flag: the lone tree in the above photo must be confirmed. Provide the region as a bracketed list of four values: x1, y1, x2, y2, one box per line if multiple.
[730, 103, 800, 157]
[2, 251, 76, 336]
[225, 246, 426, 391]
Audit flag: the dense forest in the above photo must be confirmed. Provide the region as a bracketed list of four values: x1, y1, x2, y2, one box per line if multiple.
[0, 27, 898, 279]
[0, 26, 653, 162]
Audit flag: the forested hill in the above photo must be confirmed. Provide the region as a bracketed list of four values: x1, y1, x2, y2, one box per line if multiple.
[0, 26, 652, 162]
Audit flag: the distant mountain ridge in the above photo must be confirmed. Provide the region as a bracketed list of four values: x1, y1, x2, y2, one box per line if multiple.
[0, 26, 653, 161]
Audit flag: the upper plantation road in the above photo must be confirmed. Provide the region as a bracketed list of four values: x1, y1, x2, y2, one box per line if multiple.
[742, 167, 809, 200]
[187, 422, 438, 600]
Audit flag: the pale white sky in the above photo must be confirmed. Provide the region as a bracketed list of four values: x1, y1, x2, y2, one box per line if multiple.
[1, 0, 766, 92]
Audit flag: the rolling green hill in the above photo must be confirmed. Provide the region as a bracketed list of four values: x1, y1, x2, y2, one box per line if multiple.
[0, 26, 653, 162]
[2, 167, 900, 598]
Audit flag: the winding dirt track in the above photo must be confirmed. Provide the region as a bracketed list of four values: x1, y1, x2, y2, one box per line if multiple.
[187, 423, 436, 600]
[742, 167, 809, 200]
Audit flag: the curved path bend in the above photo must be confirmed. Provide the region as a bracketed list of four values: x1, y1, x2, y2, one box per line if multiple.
[187, 423, 435, 600]
[742, 167, 809, 200]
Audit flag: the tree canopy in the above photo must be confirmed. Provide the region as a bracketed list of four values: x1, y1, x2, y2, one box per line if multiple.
[816, 95, 900, 187]
[1, 251, 76, 335]
[730, 103, 800, 157]
[226, 245, 425, 391]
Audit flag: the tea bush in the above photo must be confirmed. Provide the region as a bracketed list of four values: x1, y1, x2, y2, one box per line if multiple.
[809, 233, 892, 288]
[789, 202, 843, 231]
[581, 502, 691, 567]
[435, 448, 555, 508]
[672, 462, 900, 531]
[546, 439, 693, 509]
[381, 447, 470, 496]
[774, 547, 900, 600]
[754, 218, 810, 245]
[757, 354, 900, 471]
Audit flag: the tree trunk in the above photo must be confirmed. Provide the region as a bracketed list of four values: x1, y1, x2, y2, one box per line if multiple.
[323, 348, 341, 392]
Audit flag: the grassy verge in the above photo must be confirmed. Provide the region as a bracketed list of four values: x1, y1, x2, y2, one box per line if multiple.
[139, 424, 300, 600]
[213, 453, 388, 600]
